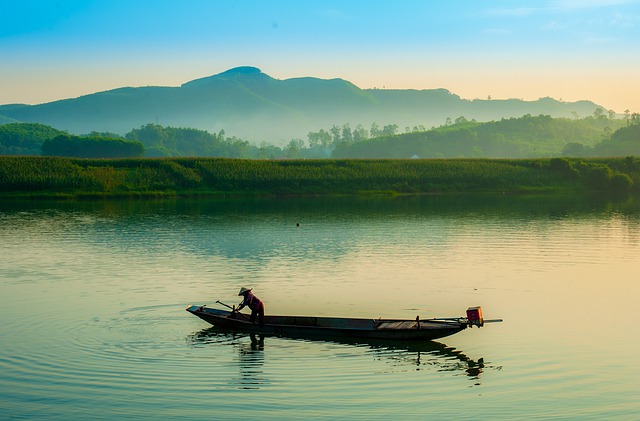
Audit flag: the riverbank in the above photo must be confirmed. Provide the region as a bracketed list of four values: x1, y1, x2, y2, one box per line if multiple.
[1, 156, 638, 198]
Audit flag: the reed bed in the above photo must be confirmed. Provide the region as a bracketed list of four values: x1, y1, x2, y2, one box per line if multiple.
[1, 156, 637, 197]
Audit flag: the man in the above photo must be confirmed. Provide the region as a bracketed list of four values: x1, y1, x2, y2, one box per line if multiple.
[236, 287, 265, 325]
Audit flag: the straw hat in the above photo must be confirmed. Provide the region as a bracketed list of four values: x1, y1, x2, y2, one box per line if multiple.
[238, 287, 252, 296]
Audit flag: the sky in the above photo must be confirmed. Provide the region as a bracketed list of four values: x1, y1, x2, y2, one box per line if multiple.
[1, 0, 640, 113]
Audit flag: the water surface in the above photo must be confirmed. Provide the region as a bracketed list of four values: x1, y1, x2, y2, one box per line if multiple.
[1, 195, 639, 419]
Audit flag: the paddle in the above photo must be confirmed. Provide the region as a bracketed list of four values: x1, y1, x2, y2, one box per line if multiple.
[215, 300, 235, 311]
[216, 300, 250, 320]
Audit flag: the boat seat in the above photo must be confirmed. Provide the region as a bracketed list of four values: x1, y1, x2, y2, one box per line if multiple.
[375, 320, 419, 330]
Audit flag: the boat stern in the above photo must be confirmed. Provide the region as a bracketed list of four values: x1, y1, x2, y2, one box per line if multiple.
[466, 306, 484, 327]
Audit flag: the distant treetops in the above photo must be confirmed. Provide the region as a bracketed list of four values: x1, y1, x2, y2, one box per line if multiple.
[0, 111, 639, 159]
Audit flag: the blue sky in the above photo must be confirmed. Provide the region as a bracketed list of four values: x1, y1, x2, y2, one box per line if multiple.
[2, 0, 640, 112]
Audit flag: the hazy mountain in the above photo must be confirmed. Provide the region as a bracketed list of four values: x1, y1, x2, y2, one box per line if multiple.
[0, 105, 23, 125]
[0, 66, 603, 144]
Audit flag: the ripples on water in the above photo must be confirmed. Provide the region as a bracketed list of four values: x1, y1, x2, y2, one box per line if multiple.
[1, 299, 496, 420]
[188, 327, 493, 383]
[1, 196, 639, 419]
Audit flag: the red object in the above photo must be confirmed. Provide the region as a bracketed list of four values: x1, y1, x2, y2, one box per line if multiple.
[466, 306, 483, 324]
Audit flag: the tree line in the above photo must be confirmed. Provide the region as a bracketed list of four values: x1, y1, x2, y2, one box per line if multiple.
[330, 113, 636, 159]
[42, 134, 144, 158]
[0, 110, 639, 159]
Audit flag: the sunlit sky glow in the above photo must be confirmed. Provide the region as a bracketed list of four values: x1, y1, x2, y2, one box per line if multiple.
[1, 0, 639, 112]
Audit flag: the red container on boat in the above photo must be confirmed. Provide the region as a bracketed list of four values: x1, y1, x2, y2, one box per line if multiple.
[466, 306, 483, 325]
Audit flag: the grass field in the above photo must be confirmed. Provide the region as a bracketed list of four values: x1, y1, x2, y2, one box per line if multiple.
[1, 156, 638, 198]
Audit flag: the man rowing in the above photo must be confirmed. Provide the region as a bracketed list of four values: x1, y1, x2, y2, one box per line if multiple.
[235, 287, 265, 325]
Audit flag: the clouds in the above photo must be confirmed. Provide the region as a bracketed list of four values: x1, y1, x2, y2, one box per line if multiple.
[486, 0, 639, 15]
[554, 0, 637, 10]
[480, 0, 640, 53]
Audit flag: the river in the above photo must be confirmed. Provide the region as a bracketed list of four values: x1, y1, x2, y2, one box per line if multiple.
[1, 195, 639, 420]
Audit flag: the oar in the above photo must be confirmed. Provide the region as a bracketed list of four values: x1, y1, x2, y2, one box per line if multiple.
[216, 300, 235, 311]
[216, 300, 250, 320]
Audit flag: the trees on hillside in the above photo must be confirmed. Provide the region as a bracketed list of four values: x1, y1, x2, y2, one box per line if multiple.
[0, 123, 66, 155]
[328, 114, 628, 159]
[592, 116, 640, 156]
[1, 111, 636, 160]
[125, 124, 263, 157]
[42, 134, 144, 158]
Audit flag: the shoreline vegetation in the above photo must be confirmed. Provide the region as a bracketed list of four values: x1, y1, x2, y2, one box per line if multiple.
[1, 156, 639, 199]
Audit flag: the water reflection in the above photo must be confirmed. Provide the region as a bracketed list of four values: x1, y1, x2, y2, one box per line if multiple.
[4, 195, 637, 418]
[188, 327, 496, 387]
[188, 328, 268, 389]
[236, 334, 266, 390]
[3, 195, 638, 265]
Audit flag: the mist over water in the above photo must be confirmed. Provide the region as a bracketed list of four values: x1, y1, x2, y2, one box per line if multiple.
[1, 195, 639, 419]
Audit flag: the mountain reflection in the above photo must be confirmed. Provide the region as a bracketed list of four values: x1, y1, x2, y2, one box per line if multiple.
[188, 327, 495, 387]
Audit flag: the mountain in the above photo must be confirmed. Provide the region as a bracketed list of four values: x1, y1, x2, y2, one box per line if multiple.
[0, 66, 603, 144]
[0, 105, 24, 125]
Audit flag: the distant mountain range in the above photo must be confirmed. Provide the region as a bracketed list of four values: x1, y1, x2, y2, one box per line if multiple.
[0, 66, 603, 143]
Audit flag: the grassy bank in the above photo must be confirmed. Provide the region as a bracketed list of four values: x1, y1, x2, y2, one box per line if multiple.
[1, 156, 639, 198]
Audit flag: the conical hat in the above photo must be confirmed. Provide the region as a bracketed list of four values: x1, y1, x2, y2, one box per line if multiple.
[238, 287, 252, 296]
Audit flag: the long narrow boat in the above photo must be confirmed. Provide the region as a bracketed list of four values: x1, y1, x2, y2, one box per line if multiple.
[185, 304, 500, 341]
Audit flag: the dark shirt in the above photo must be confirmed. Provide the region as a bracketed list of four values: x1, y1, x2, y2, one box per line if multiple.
[238, 292, 262, 311]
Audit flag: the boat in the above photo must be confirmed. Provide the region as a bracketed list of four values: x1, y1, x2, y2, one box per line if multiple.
[185, 303, 501, 341]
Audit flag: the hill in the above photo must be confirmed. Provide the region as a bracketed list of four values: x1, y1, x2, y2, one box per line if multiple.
[2, 114, 632, 159]
[0, 67, 603, 144]
[331, 114, 626, 159]
[0, 123, 67, 155]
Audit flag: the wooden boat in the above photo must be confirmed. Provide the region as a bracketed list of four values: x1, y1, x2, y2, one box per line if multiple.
[185, 304, 500, 341]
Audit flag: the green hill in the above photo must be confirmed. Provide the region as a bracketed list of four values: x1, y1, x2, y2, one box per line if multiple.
[332, 114, 625, 159]
[0, 123, 66, 155]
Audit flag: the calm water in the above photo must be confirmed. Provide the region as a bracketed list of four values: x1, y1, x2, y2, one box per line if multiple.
[1, 195, 639, 420]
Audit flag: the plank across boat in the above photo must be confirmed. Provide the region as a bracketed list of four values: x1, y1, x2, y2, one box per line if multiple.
[185, 305, 497, 341]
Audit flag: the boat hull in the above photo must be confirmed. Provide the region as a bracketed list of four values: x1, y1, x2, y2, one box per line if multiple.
[186, 305, 467, 341]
